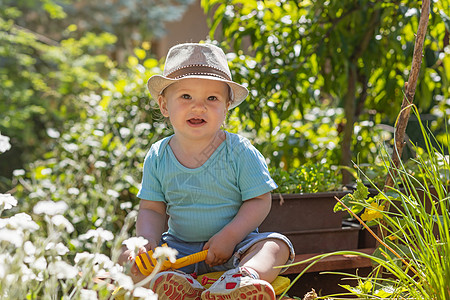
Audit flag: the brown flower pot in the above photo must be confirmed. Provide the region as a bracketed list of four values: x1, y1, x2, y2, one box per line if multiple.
[284, 227, 360, 254]
[260, 191, 350, 232]
[259, 191, 360, 254]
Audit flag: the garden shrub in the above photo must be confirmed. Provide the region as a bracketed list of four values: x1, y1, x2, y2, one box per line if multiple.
[12, 53, 170, 256]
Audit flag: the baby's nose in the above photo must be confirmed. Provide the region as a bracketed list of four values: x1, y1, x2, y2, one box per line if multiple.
[192, 101, 207, 111]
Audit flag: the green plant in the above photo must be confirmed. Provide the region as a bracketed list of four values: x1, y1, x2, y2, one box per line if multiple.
[1, 0, 191, 189]
[282, 109, 449, 299]
[0, 191, 167, 299]
[0, 8, 118, 188]
[10, 49, 169, 254]
[271, 163, 342, 194]
[1, 132, 178, 299]
[203, 0, 450, 183]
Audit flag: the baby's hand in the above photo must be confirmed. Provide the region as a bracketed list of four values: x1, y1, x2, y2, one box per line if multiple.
[129, 246, 149, 276]
[203, 233, 235, 267]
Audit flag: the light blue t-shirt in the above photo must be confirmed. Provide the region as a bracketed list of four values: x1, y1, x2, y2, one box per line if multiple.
[136, 131, 277, 242]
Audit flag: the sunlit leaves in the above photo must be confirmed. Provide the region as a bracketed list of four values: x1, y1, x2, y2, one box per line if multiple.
[204, 0, 450, 173]
[334, 179, 368, 214]
[42, 0, 66, 19]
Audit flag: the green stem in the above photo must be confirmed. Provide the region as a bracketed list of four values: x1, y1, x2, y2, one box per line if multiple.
[334, 195, 421, 279]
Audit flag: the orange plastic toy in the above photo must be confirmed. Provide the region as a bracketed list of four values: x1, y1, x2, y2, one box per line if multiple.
[135, 244, 208, 276]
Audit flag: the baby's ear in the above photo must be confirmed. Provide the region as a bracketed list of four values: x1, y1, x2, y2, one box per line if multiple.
[157, 95, 169, 117]
[225, 100, 231, 115]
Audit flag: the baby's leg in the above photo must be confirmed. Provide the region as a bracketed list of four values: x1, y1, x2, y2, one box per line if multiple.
[238, 238, 290, 283]
[202, 239, 290, 299]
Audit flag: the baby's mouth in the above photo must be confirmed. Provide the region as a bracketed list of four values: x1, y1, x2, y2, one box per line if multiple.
[187, 118, 206, 125]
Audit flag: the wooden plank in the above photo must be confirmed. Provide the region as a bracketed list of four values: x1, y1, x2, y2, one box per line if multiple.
[283, 248, 375, 275]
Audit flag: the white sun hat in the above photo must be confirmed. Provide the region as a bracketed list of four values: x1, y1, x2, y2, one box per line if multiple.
[147, 43, 249, 110]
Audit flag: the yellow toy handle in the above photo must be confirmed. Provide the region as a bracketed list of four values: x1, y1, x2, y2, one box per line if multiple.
[172, 250, 208, 269]
[135, 245, 208, 276]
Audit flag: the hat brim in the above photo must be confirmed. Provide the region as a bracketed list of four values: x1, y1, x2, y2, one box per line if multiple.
[147, 75, 248, 110]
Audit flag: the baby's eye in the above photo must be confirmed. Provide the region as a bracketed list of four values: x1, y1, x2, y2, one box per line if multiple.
[207, 96, 218, 101]
[181, 94, 191, 100]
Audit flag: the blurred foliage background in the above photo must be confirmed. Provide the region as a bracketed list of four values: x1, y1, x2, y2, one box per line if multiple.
[1, 0, 450, 253]
[204, 0, 450, 182]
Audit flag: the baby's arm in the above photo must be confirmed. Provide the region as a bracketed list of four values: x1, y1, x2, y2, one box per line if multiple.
[120, 199, 166, 280]
[203, 192, 272, 266]
[136, 199, 167, 250]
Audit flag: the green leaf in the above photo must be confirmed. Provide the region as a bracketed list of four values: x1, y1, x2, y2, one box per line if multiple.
[354, 180, 369, 201]
[334, 180, 369, 213]
[42, 0, 67, 19]
[334, 193, 353, 212]
[373, 287, 394, 297]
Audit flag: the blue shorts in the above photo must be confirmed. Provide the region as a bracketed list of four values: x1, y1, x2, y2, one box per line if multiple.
[159, 231, 295, 275]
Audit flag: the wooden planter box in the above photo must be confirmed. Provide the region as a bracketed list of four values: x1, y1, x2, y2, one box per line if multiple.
[260, 191, 350, 232]
[259, 191, 360, 254]
[284, 226, 360, 254]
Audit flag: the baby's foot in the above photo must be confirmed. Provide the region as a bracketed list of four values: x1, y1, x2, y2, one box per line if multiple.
[201, 267, 275, 300]
[150, 270, 205, 300]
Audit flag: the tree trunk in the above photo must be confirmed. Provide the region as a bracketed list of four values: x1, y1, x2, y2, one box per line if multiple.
[341, 63, 357, 184]
[340, 9, 380, 184]
[378, 0, 430, 241]
[383, 0, 430, 191]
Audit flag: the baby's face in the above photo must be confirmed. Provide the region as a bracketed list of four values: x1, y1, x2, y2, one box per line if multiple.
[158, 78, 230, 141]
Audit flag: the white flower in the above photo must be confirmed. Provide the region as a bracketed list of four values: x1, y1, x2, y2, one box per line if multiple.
[0, 228, 23, 246]
[74, 252, 114, 270]
[120, 202, 132, 210]
[20, 264, 36, 282]
[96, 207, 106, 218]
[80, 289, 98, 300]
[55, 243, 70, 255]
[12, 169, 25, 177]
[0, 194, 17, 210]
[83, 175, 95, 183]
[5, 274, 15, 285]
[106, 189, 120, 198]
[2, 213, 39, 232]
[153, 246, 178, 263]
[71, 238, 82, 249]
[51, 215, 75, 233]
[133, 287, 157, 300]
[64, 143, 79, 153]
[46, 128, 60, 139]
[119, 127, 131, 138]
[122, 237, 148, 251]
[79, 254, 116, 275]
[93, 130, 104, 137]
[93, 254, 115, 268]
[33, 256, 47, 271]
[29, 189, 46, 199]
[75, 252, 95, 265]
[90, 254, 113, 269]
[135, 123, 152, 133]
[46, 242, 70, 255]
[40, 168, 52, 176]
[0, 133, 11, 153]
[109, 269, 133, 290]
[68, 187, 80, 195]
[33, 201, 68, 215]
[79, 228, 114, 242]
[24, 241, 36, 255]
[94, 161, 107, 168]
[48, 261, 78, 279]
